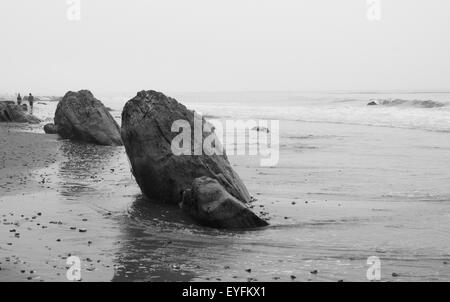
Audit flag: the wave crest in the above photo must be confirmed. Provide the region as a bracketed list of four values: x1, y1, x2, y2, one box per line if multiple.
[369, 99, 446, 108]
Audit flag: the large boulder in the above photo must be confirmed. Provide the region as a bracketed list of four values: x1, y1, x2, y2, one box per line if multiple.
[181, 177, 268, 229]
[54, 90, 122, 146]
[0, 101, 41, 124]
[121, 90, 251, 205]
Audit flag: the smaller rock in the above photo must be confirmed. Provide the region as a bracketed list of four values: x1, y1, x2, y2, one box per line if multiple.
[251, 126, 270, 133]
[181, 177, 269, 229]
[44, 123, 58, 134]
[0, 101, 40, 123]
[367, 101, 378, 106]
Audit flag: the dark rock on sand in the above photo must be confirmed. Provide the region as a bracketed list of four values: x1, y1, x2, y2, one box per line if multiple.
[43, 123, 58, 134]
[54, 90, 122, 146]
[252, 126, 270, 133]
[0, 101, 41, 124]
[121, 90, 251, 205]
[367, 101, 378, 106]
[181, 177, 268, 229]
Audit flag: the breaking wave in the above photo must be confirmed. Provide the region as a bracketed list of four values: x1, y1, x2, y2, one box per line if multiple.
[369, 99, 446, 108]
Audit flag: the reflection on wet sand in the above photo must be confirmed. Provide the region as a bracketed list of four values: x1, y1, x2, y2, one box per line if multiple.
[57, 140, 122, 198]
[110, 194, 299, 282]
[112, 195, 204, 281]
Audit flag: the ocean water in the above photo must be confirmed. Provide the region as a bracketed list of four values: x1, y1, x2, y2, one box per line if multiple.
[31, 90, 450, 132]
[3, 91, 450, 281]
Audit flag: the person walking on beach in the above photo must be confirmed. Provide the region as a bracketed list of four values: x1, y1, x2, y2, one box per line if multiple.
[17, 93, 22, 105]
[28, 93, 34, 114]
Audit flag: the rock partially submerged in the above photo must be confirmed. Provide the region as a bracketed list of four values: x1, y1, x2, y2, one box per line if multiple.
[121, 90, 251, 205]
[367, 101, 378, 106]
[0, 101, 41, 124]
[252, 126, 270, 133]
[181, 177, 268, 229]
[54, 90, 122, 146]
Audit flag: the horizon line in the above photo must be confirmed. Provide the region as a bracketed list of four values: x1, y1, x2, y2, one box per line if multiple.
[2, 89, 450, 97]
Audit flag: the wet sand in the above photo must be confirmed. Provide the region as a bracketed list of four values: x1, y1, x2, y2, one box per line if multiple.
[1, 119, 450, 282]
[0, 125, 59, 196]
[0, 125, 127, 281]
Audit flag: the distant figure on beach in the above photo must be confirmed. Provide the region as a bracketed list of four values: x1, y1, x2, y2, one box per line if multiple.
[17, 93, 22, 105]
[28, 93, 34, 114]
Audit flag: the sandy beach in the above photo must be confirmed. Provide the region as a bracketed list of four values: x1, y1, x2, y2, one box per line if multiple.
[0, 124, 132, 282]
[0, 125, 59, 196]
[2, 0, 450, 287]
[1, 93, 450, 282]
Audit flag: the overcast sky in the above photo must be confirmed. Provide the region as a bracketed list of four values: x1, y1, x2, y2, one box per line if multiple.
[0, 0, 449, 95]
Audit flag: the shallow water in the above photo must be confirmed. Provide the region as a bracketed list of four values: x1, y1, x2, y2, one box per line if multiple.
[1, 91, 450, 281]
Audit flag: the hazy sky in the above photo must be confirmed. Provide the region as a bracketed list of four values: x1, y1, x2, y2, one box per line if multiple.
[1, 0, 449, 95]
